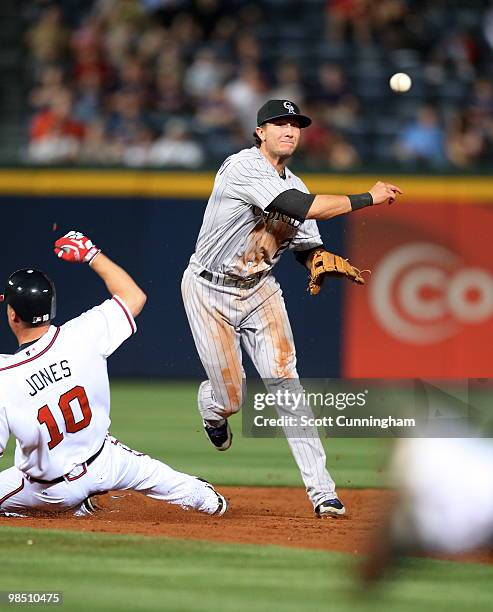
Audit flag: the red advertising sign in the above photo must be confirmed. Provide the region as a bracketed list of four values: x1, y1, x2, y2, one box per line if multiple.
[343, 202, 493, 377]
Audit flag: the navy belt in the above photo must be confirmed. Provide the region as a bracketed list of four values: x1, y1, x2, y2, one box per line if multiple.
[25, 440, 106, 485]
[199, 270, 268, 289]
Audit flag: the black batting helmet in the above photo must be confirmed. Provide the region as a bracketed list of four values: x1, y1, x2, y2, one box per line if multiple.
[0, 269, 56, 325]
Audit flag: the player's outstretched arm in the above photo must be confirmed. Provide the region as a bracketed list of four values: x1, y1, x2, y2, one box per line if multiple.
[54, 231, 147, 318]
[306, 181, 403, 220]
[90, 254, 147, 318]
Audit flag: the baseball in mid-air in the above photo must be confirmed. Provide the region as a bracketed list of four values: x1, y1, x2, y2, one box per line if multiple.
[389, 72, 412, 93]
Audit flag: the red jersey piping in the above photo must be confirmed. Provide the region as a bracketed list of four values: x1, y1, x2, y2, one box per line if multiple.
[0, 328, 60, 372]
[112, 296, 136, 334]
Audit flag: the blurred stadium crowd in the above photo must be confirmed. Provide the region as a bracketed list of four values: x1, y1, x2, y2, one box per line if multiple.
[24, 0, 493, 169]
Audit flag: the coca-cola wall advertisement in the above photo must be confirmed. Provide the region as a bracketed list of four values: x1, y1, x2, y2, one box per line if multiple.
[343, 201, 493, 377]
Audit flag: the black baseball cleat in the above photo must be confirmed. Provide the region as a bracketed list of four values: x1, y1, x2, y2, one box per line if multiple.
[203, 420, 233, 451]
[315, 498, 346, 518]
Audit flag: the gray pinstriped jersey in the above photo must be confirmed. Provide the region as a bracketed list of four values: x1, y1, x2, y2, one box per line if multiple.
[191, 147, 322, 278]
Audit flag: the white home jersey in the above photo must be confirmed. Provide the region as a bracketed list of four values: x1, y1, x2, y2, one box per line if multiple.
[192, 147, 322, 277]
[0, 296, 136, 480]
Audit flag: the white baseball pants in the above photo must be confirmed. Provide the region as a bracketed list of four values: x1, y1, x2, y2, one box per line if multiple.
[0, 435, 223, 516]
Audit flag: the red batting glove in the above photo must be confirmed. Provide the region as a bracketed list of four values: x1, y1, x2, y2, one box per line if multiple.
[54, 231, 101, 264]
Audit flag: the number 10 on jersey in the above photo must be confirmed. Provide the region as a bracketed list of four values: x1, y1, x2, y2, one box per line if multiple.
[37, 386, 92, 449]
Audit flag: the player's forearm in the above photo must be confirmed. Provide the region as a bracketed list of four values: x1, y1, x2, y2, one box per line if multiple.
[306, 182, 403, 220]
[90, 254, 147, 317]
[305, 195, 352, 220]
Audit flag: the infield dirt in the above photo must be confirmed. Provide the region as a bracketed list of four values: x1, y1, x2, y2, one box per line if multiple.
[1, 487, 491, 565]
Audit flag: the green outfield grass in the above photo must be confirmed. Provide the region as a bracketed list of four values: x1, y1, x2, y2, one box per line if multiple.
[2, 381, 491, 612]
[0, 528, 491, 612]
[2, 381, 392, 488]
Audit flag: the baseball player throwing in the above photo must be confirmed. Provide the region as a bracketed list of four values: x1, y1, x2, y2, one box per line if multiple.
[182, 99, 402, 518]
[0, 231, 227, 517]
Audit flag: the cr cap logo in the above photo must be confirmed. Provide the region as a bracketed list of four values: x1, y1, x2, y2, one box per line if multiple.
[370, 242, 493, 345]
[283, 101, 296, 114]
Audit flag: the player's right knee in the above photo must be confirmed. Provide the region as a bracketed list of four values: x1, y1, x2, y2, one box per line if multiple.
[222, 400, 242, 418]
[222, 383, 245, 417]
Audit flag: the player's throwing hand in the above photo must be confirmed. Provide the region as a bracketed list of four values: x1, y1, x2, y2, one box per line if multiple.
[54, 230, 101, 264]
[369, 181, 403, 206]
